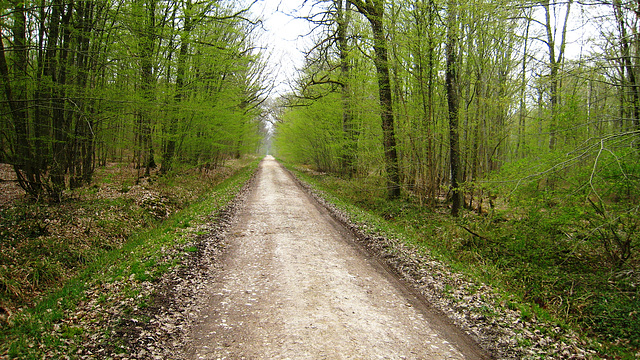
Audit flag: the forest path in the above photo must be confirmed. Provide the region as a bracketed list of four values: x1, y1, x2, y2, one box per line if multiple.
[185, 156, 488, 359]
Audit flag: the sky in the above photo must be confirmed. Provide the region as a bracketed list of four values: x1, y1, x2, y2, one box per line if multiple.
[251, 0, 315, 96]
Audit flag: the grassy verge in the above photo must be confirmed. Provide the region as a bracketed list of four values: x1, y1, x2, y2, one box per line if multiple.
[0, 158, 258, 358]
[286, 163, 638, 359]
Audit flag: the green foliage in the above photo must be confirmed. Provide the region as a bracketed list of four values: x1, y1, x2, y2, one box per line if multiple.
[585, 294, 640, 348]
[275, 93, 345, 172]
[476, 134, 640, 354]
[0, 2, 266, 200]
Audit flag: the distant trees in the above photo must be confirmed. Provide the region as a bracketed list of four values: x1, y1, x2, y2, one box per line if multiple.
[0, 0, 267, 201]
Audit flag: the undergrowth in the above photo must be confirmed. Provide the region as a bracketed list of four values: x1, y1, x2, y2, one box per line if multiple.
[0, 157, 258, 358]
[287, 162, 639, 359]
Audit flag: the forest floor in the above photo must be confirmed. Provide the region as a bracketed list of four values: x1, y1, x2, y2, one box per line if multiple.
[0, 158, 257, 358]
[0, 157, 605, 359]
[0, 164, 22, 209]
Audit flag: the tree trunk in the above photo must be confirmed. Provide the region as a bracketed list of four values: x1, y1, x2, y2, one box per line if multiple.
[138, 0, 157, 177]
[70, 0, 96, 189]
[516, 9, 532, 158]
[351, 0, 400, 199]
[542, 0, 572, 151]
[50, 3, 74, 201]
[337, 0, 357, 178]
[414, 0, 437, 206]
[162, 0, 192, 174]
[34, 0, 50, 176]
[446, 0, 461, 217]
[2, 3, 41, 196]
[613, 0, 640, 131]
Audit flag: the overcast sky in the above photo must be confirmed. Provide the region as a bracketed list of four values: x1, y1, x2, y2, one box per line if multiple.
[251, 0, 315, 96]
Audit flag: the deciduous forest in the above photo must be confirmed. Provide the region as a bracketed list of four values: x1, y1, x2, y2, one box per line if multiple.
[0, 0, 267, 202]
[0, 0, 268, 357]
[0, 0, 639, 358]
[274, 0, 639, 356]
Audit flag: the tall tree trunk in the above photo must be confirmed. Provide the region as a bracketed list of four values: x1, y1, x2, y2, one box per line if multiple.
[34, 0, 50, 176]
[70, 0, 97, 188]
[542, 0, 572, 151]
[446, 0, 461, 217]
[337, 0, 356, 177]
[162, 0, 192, 174]
[50, 3, 74, 201]
[415, 0, 437, 206]
[138, 0, 157, 177]
[1, 3, 40, 196]
[516, 8, 532, 158]
[351, 0, 401, 199]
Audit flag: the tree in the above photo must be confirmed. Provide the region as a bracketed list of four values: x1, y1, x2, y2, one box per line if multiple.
[349, 0, 400, 199]
[0, 1, 266, 200]
[1, 1, 108, 201]
[446, 0, 461, 216]
[133, 0, 158, 178]
[541, 0, 572, 151]
[0, 2, 35, 195]
[161, 0, 193, 174]
[336, 0, 357, 177]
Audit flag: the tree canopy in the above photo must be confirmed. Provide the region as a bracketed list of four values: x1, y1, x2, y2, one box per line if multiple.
[0, 0, 269, 201]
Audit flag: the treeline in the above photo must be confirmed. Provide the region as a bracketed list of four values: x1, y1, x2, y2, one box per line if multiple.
[275, 0, 639, 214]
[0, 0, 267, 202]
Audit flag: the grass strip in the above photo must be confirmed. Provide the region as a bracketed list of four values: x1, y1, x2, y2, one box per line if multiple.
[1, 159, 258, 359]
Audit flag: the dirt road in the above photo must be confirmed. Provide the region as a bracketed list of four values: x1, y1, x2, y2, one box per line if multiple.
[185, 156, 489, 359]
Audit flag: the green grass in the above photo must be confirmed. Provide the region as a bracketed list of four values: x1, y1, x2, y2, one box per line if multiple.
[286, 162, 639, 359]
[0, 158, 258, 359]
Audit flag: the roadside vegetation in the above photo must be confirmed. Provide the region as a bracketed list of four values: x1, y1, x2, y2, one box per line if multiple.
[286, 159, 639, 359]
[0, 1, 267, 356]
[273, 1, 639, 358]
[0, 158, 258, 358]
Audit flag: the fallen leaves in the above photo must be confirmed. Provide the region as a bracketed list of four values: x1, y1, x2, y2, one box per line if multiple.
[56, 177, 254, 359]
[0, 163, 215, 313]
[0, 160, 257, 358]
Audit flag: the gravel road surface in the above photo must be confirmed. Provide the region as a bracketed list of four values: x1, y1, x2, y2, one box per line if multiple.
[185, 156, 489, 359]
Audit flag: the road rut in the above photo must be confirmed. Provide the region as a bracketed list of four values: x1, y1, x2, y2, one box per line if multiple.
[186, 156, 488, 359]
